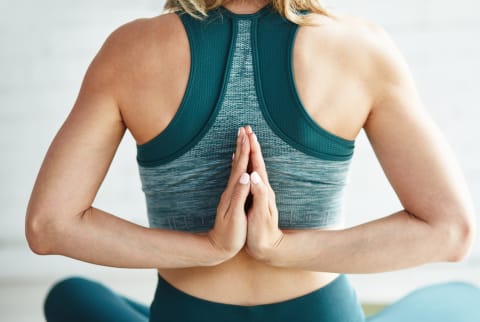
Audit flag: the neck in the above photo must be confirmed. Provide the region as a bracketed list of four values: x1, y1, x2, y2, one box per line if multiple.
[221, 0, 271, 14]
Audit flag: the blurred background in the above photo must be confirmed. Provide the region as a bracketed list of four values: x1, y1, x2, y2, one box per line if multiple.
[1, 0, 479, 321]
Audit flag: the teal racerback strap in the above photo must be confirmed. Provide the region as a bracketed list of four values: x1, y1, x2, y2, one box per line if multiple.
[136, 10, 234, 165]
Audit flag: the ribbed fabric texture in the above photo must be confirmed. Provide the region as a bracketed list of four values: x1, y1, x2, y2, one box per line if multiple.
[138, 17, 353, 232]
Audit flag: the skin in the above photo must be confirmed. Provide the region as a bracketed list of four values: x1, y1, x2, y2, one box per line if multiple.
[25, 0, 476, 306]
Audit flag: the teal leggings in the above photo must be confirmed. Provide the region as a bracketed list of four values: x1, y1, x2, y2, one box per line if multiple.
[44, 274, 480, 322]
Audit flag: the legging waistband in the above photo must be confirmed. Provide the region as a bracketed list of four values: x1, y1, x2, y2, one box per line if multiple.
[149, 273, 366, 322]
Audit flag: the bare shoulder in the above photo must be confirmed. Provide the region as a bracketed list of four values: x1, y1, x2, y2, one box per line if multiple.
[341, 14, 412, 81]
[85, 12, 184, 95]
[103, 12, 181, 58]
[306, 12, 410, 86]
[301, 11, 415, 122]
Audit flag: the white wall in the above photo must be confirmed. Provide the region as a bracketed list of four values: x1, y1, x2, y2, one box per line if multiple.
[0, 0, 479, 308]
[333, 0, 480, 256]
[329, 0, 480, 300]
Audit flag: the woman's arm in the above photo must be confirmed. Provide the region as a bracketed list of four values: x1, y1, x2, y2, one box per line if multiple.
[246, 23, 476, 273]
[25, 22, 250, 269]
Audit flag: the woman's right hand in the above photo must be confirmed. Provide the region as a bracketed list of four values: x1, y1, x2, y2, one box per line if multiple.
[207, 127, 251, 262]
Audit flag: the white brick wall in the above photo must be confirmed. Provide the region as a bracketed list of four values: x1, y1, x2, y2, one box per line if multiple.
[1, 0, 479, 297]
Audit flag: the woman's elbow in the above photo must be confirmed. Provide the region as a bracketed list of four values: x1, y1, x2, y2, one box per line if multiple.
[25, 212, 58, 255]
[443, 210, 477, 262]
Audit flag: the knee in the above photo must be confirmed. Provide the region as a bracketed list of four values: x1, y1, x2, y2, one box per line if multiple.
[45, 276, 92, 302]
[44, 276, 94, 320]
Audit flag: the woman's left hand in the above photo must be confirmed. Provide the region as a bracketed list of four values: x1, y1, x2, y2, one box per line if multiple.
[244, 126, 285, 263]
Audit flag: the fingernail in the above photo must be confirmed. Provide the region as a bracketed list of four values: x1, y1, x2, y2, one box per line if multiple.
[246, 126, 253, 134]
[232, 153, 235, 160]
[240, 173, 250, 185]
[251, 172, 261, 185]
[253, 133, 258, 142]
[237, 127, 242, 137]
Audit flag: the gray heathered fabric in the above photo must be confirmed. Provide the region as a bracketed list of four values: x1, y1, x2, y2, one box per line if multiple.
[138, 19, 352, 232]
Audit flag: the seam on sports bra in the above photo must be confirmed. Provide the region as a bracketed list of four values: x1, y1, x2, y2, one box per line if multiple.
[251, 19, 354, 161]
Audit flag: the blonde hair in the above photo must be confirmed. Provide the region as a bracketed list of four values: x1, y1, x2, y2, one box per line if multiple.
[163, 0, 332, 26]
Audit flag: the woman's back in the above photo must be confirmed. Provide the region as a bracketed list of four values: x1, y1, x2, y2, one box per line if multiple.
[105, 2, 377, 305]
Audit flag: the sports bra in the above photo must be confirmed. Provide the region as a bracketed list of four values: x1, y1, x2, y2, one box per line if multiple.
[136, 3, 356, 233]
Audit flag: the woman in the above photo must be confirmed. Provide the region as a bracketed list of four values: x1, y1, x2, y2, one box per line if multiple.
[26, 0, 477, 321]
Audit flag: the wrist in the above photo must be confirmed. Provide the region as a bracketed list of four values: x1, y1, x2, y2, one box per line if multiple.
[264, 231, 290, 267]
[247, 231, 289, 267]
[203, 231, 239, 266]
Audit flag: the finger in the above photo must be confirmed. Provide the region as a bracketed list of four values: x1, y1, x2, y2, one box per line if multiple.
[228, 172, 251, 215]
[247, 128, 269, 184]
[225, 127, 250, 198]
[232, 127, 245, 165]
[249, 171, 269, 216]
[231, 127, 250, 179]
